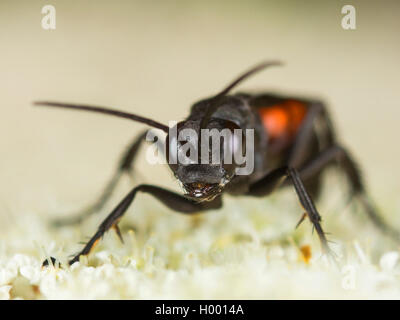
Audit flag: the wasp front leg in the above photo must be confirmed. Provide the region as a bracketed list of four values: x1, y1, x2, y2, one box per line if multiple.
[67, 184, 222, 265]
[247, 166, 333, 256]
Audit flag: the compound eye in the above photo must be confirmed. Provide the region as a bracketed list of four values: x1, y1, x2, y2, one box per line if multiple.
[167, 121, 198, 169]
[223, 120, 244, 153]
[166, 133, 179, 171]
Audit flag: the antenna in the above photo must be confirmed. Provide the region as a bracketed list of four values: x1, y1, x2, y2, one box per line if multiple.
[33, 101, 169, 132]
[200, 61, 283, 129]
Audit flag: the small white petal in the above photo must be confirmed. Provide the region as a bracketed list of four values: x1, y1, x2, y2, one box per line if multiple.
[0, 285, 12, 300]
[380, 251, 399, 271]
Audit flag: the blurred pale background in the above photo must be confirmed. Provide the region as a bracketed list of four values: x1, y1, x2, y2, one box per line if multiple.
[0, 0, 399, 228]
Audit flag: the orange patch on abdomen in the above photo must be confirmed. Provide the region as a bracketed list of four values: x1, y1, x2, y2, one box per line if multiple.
[258, 100, 307, 144]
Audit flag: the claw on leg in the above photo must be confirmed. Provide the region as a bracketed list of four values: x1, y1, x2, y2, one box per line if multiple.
[69, 235, 101, 265]
[295, 212, 307, 229]
[113, 224, 124, 244]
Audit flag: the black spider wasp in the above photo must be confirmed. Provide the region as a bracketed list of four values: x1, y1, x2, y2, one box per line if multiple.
[35, 61, 399, 266]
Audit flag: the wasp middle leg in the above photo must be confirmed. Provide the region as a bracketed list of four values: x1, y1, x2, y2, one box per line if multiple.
[52, 130, 148, 227]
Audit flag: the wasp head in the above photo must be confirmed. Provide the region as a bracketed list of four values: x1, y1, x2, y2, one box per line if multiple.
[166, 118, 246, 202]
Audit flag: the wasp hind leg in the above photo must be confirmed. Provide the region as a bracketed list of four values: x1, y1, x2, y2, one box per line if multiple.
[327, 147, 400, 242]
[295, 145, 400, 243]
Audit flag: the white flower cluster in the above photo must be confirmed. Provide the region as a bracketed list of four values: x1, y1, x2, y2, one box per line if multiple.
[1, 194, 400, 299]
